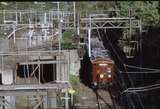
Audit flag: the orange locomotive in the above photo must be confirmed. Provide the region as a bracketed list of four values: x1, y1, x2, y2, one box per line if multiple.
[90, 49, 116, 88]
[80, 38, 116, 89]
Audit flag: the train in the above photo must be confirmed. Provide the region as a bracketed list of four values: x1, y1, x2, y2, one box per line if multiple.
[90, 48, 116, 88]
[80, 37, 117, 89]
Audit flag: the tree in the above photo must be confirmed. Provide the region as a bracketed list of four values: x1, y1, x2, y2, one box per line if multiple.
[114, 1, 160, 27]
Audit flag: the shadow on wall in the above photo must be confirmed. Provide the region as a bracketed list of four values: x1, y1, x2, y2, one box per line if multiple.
[79, 48, 93, 87]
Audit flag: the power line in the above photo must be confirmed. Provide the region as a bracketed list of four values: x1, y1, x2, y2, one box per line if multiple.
[122, 85, 160, 94]
[102, 29, 145, 109]
[120, 70, 160, 73]
[100, 29, 137, 109]
[124, 64, 160, 71]
[126, 83, 160, 91]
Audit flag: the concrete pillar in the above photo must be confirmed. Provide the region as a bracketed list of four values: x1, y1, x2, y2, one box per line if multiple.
[48, 90, 57, 108]
[43, 95, 48, 109]
[65, 91, 69, 109]
[1, 69, 16, 109]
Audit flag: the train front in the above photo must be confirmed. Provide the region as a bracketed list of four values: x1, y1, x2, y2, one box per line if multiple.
[91, 48, 115, 88]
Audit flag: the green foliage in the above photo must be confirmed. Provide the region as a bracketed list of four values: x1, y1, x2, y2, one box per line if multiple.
[69, 74, 80, 102]
[76, 1, 115, 14]
[75, 1, 160, 26]
[115, 1, 160, 26]
[95, 1, 115, 10]
[69, 74, 80, 89]
[61, 43, 78, 49]
[62, 30, 74, 43]
[61, 30, 78, 49]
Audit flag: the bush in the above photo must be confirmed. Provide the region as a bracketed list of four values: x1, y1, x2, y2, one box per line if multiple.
[69, 74, 80, 103]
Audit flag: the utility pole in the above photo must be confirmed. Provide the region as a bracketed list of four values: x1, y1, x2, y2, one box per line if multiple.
[77, 12, 80, 36]
[57, 2, 61, 52]
[88, 15, 91, 57]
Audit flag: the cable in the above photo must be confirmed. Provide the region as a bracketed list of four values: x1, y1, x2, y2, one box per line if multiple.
[120, 70, 160, 74]
[112, 30, 145, 109]
[113, 68, 136, 109]
[103, 29, 132, 86]
[124, 64, 160, 71]
[100, 29, 135, 108]
[102, 29, 145, 109]
[123, 85, 160, 93]
[125, 83, 160, 91]
[103, 29, 125, 66]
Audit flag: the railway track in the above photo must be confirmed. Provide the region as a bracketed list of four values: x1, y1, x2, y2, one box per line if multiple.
[93, 89, 120, 109]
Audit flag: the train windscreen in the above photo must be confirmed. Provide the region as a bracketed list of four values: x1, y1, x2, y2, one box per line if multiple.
[90, 37, 111, 60]
[91, 48, 111, 60]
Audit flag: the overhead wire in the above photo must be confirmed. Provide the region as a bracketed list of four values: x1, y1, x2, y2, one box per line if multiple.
[124, 83, 160, 91]
[94, 28, 121, 109]
[101, 28, 137, 109]
[110, 28, 160, 108]
[124, 64, 160, 71]
[119, 70, 160, 74]
[107, 28, 160, 108]
[102, 28, 145, 109]
[122, 85, 160, 94]
[114, 29, 146, 109]
[90, 14, 159, 109]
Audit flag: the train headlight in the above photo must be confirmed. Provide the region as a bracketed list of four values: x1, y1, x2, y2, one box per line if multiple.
[93, 82, 97, 86]
[99, 74, 104, 79]
[108, 74, 112, 78]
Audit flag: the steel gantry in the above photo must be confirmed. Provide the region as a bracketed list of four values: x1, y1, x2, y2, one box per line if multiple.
[79, 11, 142, 58]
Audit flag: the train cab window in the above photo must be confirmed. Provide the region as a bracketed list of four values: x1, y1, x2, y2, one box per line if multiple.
[91, 48, 111, 60]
